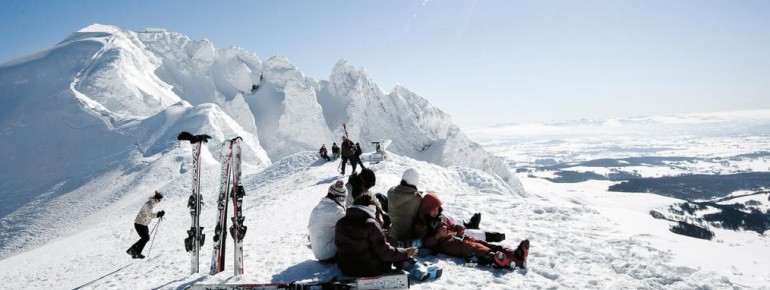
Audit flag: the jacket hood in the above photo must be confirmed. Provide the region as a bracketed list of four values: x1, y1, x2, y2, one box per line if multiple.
[418, 192, 442, 217]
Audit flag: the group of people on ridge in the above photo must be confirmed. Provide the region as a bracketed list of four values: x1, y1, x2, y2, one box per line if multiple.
[125, 145, 530, 277]
[319, 136, 365, 175]
[307, 167, 530, 278]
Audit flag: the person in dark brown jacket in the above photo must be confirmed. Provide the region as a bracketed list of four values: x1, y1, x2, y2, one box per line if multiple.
[335, 194, 418, 277]
[413, 192, 529, 268]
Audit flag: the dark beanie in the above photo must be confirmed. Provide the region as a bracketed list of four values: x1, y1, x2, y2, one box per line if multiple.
[153, 191, 163, 200]
[359, 168, 376, 188]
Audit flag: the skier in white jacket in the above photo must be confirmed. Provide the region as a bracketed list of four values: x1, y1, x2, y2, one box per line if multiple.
[127, 191, 165, 259]
[308, 180, 347, 262]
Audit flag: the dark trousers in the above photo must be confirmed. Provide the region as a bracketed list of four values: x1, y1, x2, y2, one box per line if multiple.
[352, 155, 365, 170]
[130, 223, 150, 253]
[340, 156, 350, 174]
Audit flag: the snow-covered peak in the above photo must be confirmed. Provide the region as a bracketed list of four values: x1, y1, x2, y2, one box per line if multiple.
[262, 55, 307, 86]
[77, 23, 123, 34]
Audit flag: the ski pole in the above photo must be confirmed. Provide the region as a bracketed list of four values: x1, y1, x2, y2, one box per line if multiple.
[146, 217, 163, 258]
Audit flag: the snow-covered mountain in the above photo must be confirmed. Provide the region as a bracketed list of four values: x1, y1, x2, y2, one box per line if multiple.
[0, 23, 522, 259]
[3, 23, 768, 289]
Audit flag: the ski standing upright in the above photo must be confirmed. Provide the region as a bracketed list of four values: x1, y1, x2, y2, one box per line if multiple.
[178, 131, 211, 274]
[210, 137, 247, 275]
[210, 139, 234, 274]
[229, 137, 246, 275]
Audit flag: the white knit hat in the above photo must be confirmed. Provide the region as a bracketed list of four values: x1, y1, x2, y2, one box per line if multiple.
[402, 168, 420, 187]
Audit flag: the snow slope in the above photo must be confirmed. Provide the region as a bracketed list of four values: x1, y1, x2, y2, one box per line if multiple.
[1, 150, 765, 289]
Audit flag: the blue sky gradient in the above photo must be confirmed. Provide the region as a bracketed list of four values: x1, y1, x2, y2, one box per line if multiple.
[2, 0, 768, 127]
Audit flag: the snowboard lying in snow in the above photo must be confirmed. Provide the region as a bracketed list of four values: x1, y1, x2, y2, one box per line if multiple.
[186, 273, 409, 290]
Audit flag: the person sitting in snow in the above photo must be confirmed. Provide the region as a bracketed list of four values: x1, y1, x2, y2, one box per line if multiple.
[344, 168, 377, 208]
[335, 194, 418, 277]
[331, 142, 340, 160]
[413, 192, 529, 269]
[387, 168, 505, 244]
[387, 168, 424, 243]
[344, 169, 391, 236]
[319, 144, 331, 162]
[308, 179, 347, 262]
[127, 191, 165, 259]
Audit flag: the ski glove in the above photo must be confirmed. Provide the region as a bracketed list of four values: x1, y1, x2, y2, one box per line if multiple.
[157, 210, 165, 218]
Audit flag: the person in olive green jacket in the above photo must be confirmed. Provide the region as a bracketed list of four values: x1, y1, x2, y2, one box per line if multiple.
[387, 168, 423, 243]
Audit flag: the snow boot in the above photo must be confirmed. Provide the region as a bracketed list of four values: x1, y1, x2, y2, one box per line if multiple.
[464, 213, 481, 230]
[505, 239, 529, 268]
[127, 248, 145, 259]
[485, 231, 506, 243]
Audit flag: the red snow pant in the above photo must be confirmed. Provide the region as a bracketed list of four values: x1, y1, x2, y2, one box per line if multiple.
[436, 236, 493, 258]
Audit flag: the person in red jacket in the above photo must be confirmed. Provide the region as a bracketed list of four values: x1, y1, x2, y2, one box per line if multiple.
[413, 192, 529, 268]
[339, 136, 355, 175]
[335, 194, 418, 277]
[319, 144, 331, 161]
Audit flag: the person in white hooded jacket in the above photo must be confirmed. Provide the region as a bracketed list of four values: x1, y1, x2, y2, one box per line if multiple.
[308, 180, 347, 262]
[127, 191, 165, 259]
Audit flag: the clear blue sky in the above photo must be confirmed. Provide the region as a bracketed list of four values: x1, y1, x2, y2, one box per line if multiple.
[2, 0, 769, 127]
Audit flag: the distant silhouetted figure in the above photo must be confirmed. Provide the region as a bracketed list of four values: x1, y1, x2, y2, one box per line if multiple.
[319, 144, 332, 161]
[331, 143, 340, 160]
[340, 136, 355, 175]
[351, 142, 366, 172]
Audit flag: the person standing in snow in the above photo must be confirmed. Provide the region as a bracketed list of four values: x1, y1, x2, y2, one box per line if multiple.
[335, 194, 418, 277]
[413, 192, 529, 269]
[340, 136, 355, 175]
[331, 143, 340, 160]
[351, 142, 366, 171]
[319, 144, 332, 162]
[308, 179, 348, 262]
[127, 191, 165, 259]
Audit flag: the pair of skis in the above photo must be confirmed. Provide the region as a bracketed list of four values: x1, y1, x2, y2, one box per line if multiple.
[178, 132, 246, 275]
[186, 273, 409, 290]
[210, 137, 247, 275]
